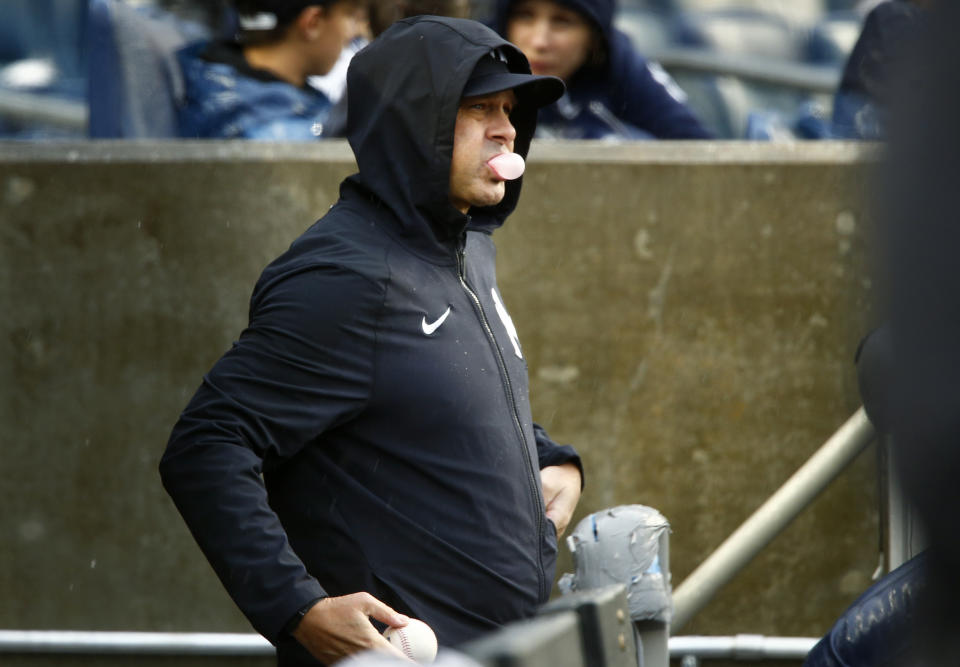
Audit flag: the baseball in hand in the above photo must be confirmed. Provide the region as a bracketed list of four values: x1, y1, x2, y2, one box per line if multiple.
[383, 618, 438, 663]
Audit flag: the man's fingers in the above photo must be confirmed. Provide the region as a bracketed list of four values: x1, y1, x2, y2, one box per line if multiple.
[372, 633, 416, 662]
[294, 593, 414, 664]
[356, 592, 409, 628]
[541, 463, 582, 537]
[546, 507, 572, 535]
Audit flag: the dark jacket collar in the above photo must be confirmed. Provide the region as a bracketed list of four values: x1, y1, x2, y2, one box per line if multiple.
[201, 40, 312, 90]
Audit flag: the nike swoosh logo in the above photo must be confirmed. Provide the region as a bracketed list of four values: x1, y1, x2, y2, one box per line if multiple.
[421, 307, 451, 335]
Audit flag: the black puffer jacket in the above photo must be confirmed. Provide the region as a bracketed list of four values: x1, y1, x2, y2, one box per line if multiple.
[160, 15, 581, 659]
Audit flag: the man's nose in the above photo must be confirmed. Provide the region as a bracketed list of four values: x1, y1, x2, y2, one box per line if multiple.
[489, 112, 517, 146]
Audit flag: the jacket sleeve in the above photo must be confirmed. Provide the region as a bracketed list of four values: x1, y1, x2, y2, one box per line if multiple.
[159, 265, 383, 643]
[534, 422, 585, 489]
[607, 31, 715, 139]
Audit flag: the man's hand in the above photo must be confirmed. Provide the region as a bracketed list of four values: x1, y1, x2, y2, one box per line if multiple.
[292, 592, 412, 664]
[540, 463, 582, 537]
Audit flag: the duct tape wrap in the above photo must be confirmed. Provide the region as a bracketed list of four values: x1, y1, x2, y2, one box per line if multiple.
[559, 505, 672, 623]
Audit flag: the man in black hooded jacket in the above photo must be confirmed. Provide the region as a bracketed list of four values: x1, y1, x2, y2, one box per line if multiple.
[160, 15, 583, 666]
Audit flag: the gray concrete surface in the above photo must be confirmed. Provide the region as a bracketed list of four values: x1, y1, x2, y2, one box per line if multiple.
[1, 141, 879, 665]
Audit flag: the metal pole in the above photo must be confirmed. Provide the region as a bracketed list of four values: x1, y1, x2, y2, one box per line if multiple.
[669, 634, 819, 660]
[0, 629, 819, 660]
[0, 630, 274, 655]
[671, 408, 876, 631]
[646, 47, 841, 94]
[0, 90, 88, 130]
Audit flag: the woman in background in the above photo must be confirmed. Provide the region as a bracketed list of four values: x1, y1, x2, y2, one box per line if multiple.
[493, 0, 713, 140]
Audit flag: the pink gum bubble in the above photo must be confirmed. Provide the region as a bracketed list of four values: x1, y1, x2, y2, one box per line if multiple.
[487, 152, 525, 181]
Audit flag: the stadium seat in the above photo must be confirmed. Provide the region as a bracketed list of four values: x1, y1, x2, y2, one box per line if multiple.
[0, 4, 35, 65]
[86, 0, 208, 138]
[824, 0, 860, 10]
[0, 0, 87, 88]
[805, 10, 863, 66]
[0, 0, 88, 138]
[673, 8, 803, 61]
[641, 0, 824, 28]
[666, 71, 750, 138]
[614, 6, 674, 55]
[745, 96, 832, 140]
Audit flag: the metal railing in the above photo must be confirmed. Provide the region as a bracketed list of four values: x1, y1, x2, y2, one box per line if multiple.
[671, 635, 818, 662]
[671, 407, 876, 631]
[0, 629, 817, 662]
[648, 46, 841, 94]
[0, 409, 873, 663]
[0, 630, 274, 656]
[0, 89, 88, 131]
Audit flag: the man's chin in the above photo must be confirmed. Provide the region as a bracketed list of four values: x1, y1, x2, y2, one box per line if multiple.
[454, 182, 507, 211]
[477, 184, 506, 207]
[471, 196, 506, 210]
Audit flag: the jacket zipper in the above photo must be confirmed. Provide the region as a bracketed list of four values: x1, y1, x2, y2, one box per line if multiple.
[457, 239, 548, 600]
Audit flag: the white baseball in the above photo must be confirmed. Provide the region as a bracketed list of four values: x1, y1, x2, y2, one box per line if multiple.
[383, 618, 438, 663]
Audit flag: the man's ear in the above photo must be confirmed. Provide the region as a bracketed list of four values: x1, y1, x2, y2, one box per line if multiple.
[295, 5, 327, 39]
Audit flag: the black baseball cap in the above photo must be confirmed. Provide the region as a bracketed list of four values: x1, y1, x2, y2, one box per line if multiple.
[235, 0, 336, 31]
[462, 51, 564, 109]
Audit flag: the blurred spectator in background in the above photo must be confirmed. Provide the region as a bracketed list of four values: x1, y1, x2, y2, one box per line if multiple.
[831, 0, 930, 139]
[367, 0, 470, 36]
[491, 0, 713, 140]
[319, 0, 472, 136]
[176, 0, 362, 139]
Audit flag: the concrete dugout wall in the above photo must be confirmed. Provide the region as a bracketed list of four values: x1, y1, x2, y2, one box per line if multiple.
[1, 141, 878, 657]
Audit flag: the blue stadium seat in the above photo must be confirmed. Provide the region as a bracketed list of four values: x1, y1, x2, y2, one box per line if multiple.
[744, 99, 831, 141]
[86, 0, 208, 138]
[0, 1, 88, 138]
[0, 3, 35, 64]
[824, 0, 861, 10]
[0, 0, 87, 87]
[805, 10, 863, 66]
[668, 71, 749, 137]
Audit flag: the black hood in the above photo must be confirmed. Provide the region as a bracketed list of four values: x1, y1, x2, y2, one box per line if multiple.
[491, 0, 618, 85]
[344, 16, 540, 256]
[493, 0, 614, 40]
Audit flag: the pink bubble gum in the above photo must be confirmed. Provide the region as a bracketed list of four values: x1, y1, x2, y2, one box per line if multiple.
[487, 152, 525, 181]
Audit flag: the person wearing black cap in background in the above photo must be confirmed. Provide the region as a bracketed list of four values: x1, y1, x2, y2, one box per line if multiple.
[160, 15, 584, 666]
[176, 0, 363, 139]
[319, 0, 474, 137]
[492, 0, 713, 139]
